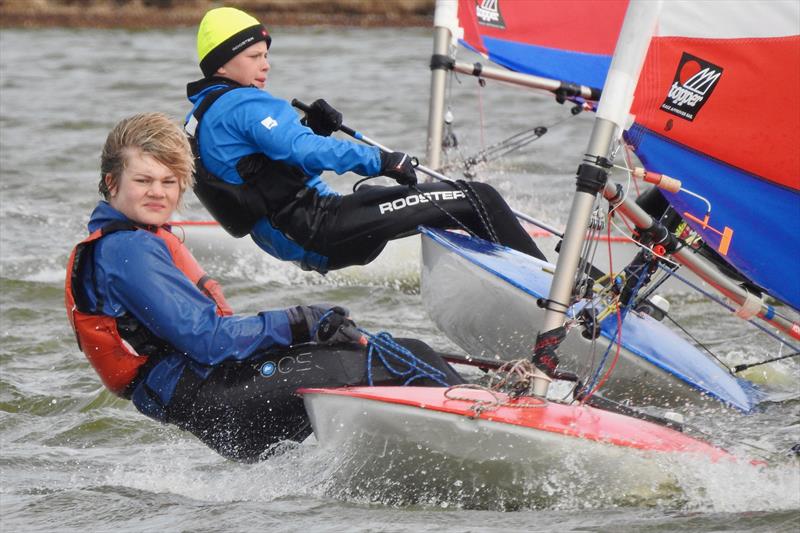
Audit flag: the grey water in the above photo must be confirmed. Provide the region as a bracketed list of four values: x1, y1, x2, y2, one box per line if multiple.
[1, 26, 798, 532]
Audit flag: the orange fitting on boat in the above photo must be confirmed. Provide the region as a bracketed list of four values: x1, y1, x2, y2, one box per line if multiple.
[653, 244, 666, 256]
[632, 167, 682, 193]
[719, 226, 733, 256]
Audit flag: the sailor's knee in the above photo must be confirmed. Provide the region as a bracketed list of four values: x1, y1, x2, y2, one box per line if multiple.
[468, 181, 503, 203]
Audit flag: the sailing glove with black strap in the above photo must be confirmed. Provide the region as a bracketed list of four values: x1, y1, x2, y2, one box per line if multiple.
[285, 304, 357, 345]
[301, 99, 342, 137]
[380, 151, 418, 186]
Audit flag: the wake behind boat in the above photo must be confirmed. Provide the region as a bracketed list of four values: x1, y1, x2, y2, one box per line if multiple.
[171, 219, 422, 286]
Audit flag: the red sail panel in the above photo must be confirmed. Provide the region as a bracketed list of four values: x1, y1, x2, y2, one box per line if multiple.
[632, 35, 800, 191]
[457, 0, 628, 88]
[459, 0, 626, 55]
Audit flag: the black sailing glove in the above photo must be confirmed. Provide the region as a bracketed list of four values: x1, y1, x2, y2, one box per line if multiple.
[379, 151, 418, 186]
[301, 99, 343, 137]
[285, 304, 357, 345]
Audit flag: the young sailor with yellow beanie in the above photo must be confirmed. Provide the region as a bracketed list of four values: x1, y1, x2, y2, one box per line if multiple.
[186, 7, 546, 273]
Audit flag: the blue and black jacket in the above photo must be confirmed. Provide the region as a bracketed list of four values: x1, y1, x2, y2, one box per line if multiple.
[80, 201, 295, 420]
[185, 77, 382, 273]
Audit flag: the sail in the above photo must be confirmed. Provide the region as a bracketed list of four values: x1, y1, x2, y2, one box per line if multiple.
[625, 0, 800, 310]
[457, 0, 628, 89]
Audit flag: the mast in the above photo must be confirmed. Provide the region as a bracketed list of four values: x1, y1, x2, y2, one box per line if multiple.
[426, 0, 459, 171]
[531, 0, 663, 396]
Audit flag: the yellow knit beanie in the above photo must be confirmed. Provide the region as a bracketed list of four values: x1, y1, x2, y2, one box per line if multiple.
[197, 7, 270, 77]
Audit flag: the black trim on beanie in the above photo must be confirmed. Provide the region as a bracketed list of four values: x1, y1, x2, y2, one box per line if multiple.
[200, 24, 271, 78]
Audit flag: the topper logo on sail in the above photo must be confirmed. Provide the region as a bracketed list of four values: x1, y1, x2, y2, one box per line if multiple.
[661, 52, 723, 121]
[476, 0, 506, 29]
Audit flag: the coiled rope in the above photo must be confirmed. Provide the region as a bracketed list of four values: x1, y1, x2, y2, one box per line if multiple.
[360, 329, 450, 387]
[443, 383, 547, 417]
[443, 359, 549, 417]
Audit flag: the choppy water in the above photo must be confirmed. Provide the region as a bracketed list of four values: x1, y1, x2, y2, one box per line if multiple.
[1, 26, 798, 532]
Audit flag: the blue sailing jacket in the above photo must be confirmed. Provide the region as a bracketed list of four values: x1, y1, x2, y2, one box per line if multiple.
[186, 82, 383, 271]
[83, 201, 294, 419]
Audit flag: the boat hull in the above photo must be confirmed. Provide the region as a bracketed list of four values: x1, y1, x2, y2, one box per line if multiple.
[420, 227, 762, 411]
[300, 386, 731, 507]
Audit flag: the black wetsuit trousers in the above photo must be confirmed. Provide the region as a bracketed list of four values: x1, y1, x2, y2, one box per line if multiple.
[164, 338, 464, 462]
[299, 181, 546, 270]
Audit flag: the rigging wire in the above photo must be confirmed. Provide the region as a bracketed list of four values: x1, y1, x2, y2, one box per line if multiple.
[569, 177, 634, 397]
[453, 109, 581, 177]
[440, 68, 475, 170]
[658, 265, 800, 356]
[733, 351, 800, 373]
[477, 76, 487, 151]
[441, 94, 584, 178]
[661, 312, 734, 373]
[580, 224, 653, 402]
[623, 144, 641, 197]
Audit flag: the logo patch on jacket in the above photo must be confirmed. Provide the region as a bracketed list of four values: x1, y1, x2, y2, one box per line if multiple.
[261, 116, 278, 130]
[660, 52, 723, 121]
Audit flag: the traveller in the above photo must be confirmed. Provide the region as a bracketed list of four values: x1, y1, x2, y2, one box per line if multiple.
[65, 113, 464, 461]
[186, 6, 547, 274]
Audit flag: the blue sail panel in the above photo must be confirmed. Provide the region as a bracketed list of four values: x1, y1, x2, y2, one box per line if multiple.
[627, 124, 800, 311]
[461, 37, 612, 90]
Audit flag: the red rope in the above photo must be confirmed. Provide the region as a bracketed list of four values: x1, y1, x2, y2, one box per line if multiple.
[580, 213, 623, 403]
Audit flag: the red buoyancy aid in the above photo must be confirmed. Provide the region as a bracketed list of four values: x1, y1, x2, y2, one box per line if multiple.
[64, 222, 233, 396]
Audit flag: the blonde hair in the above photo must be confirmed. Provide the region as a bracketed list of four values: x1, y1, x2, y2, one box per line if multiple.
[99, 113, 194, 201]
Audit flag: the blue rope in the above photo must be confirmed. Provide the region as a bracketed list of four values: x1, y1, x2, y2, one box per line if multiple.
[583, 263, 649, 393]
[360, 330, 450, 387]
